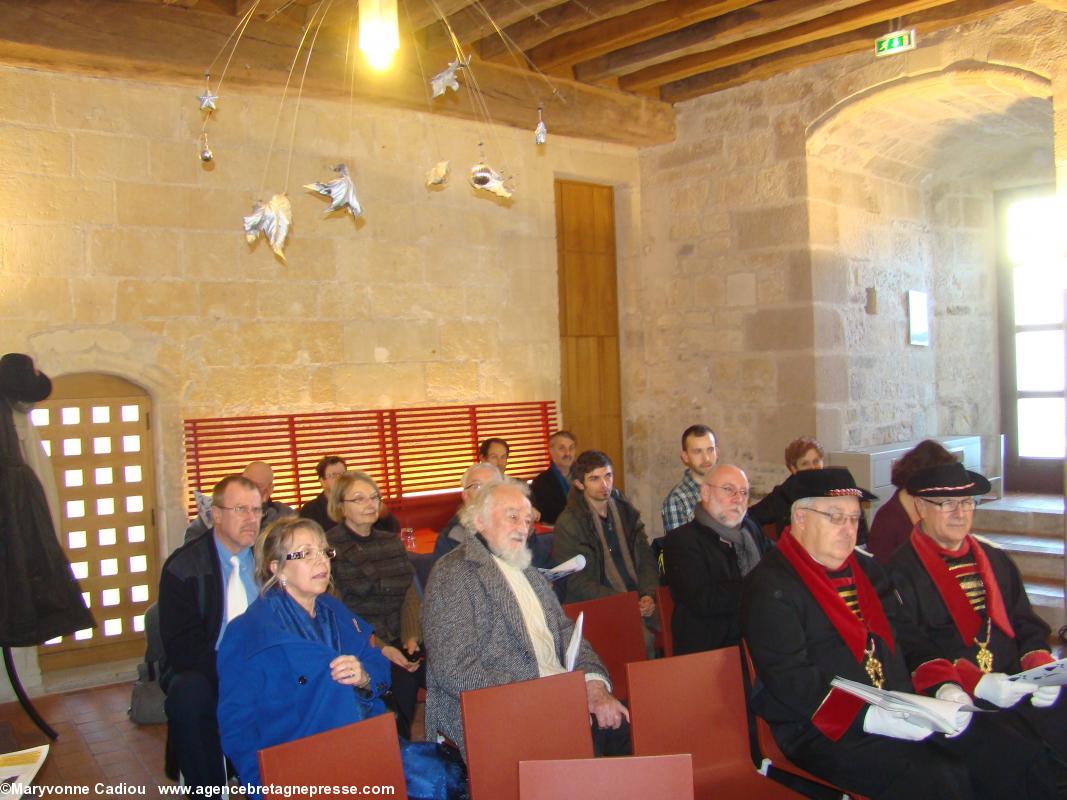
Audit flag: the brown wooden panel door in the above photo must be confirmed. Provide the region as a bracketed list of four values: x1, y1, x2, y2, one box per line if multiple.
[556, 180, 625, 488]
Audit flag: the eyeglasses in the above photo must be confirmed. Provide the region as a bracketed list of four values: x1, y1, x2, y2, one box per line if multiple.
[800, 507, 862, 527]
[285, 547, 336, 561]
[343, 493, 381, 505]
[920, 497, 978, 513]
[463, 482, 484, 493]
[707, 484, 749, 500]
[217, 504, 264, 517]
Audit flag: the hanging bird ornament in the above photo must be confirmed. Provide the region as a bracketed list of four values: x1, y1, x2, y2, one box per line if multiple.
[534, 105, 547, 146]
[431, 55, 471, 98]
[304, 164, 363, 217]
[243, 193, 292, 260]
[426, 160, 451, 187]
[470, 163, 512, 199]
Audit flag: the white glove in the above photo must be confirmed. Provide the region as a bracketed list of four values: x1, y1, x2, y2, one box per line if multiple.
[1031, 685, 1061, 708]
[862, 705, 933, 741]
[935, 684, 973, 737]
[974, 672, 1037, 708]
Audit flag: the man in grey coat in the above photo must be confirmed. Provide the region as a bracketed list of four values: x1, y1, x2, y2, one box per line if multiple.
[422, 478, 630, 759]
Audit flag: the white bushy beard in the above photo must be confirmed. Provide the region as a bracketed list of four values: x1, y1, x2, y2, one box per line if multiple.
[493, 543, 532, 571]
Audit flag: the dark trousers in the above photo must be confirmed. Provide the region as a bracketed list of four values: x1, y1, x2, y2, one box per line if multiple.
[390, 660, 426, 739]
[163, 671, 225, 788]
[789, 713, 1057, 800]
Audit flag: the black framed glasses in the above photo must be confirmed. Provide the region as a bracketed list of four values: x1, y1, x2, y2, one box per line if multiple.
[920, 497, 978, 513]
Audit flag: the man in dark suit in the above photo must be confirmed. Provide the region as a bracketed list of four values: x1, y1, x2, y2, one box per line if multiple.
[159, 475, 260, 787]
[529, 430, 576, 524]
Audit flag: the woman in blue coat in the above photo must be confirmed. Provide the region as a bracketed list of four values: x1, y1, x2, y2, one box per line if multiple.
[217, 517, 466, 799]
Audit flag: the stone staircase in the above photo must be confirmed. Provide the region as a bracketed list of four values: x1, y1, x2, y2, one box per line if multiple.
[973, 494, 1065, 634]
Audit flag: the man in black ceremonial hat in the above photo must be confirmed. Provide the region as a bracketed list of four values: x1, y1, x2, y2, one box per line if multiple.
[888, 462, 1067, 777]
[742, 467, 1057, 800]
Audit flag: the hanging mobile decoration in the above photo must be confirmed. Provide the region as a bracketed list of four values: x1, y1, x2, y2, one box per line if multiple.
[304, 164, 363, 217]
[534, 105, 547, 146]
[470, 162, 512, 199]
[198, 133, 214, 163]
[198, 86, 219, 111]
[425, 160, 451, 187]
[243, 194, 292, 261]
[430, 55, 471, 98]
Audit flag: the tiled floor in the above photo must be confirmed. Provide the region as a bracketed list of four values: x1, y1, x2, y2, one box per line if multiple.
[0, 682, 172, 797]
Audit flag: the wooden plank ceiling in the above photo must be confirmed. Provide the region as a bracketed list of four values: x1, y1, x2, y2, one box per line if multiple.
[0, 0, 1032, 145]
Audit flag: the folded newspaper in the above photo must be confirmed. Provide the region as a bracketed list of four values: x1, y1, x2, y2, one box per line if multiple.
[538, 554, 586, 583]
[565, 612, 584, 672]
[830, 676, 982, 735]
[1009, 656, 1067, 685]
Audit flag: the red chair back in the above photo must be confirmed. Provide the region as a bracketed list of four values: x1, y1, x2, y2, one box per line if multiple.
[627, 648, 798, 799]
[257, 714, 407, 799]
[519, 754, 694, 800]
[461, 670, 594, 800]
[562, 590, 647, 702]
[655, 584, 675, 657]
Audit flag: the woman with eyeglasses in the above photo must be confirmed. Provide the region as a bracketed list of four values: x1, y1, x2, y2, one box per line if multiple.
[216, 516, 467, 797]
[325, 470, 424, 739]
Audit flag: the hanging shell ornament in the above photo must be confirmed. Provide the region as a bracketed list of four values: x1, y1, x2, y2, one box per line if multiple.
[430, 56, 470, 98]
[198, 133, 214, 163]
[426, 160, 451, 187]
[535, 105, 547, 146]
[243, 193, 292, 260]
[304, 164, 363, 217]
[470, 163, 512, 199]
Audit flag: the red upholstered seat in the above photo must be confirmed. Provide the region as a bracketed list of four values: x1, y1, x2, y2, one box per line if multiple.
[562, 590, 648, 702]
[461, 670, 594, 800]
[257, 713, 407, 799]
[627, 647, 800, 799]
[519, 754, 694, 800]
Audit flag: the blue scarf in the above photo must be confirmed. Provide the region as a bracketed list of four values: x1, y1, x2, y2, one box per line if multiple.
[263, 587, 342, 653]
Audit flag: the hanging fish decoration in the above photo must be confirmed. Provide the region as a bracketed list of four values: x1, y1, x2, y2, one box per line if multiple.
[431, 56, 471, 98]
[470, 163, 512, 199]
[243, 193, 292, 260]
[535, 105, 547, 146]
[304, 164, 363, 217]
[426, 160, 451, 187]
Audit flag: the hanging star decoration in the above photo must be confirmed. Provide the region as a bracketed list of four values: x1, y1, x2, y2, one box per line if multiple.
[426, 160, 451, 187]
[243, 193, 292, 260]
[304, 164, 363, 217]
[535, 105, 547, 146]
[430, 55, 471, 98]
[198, 88, 219, 111]
[470, 162, 512, 199]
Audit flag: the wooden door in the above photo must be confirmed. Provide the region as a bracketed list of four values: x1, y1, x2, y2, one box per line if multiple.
[555, 179, 625, 488]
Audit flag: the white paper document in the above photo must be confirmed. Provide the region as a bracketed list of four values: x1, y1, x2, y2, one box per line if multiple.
[830, 676, 981, 735]
[538, 554, 586, 583]
[1009, 656, 1067, 685]
[564, 611, 584, 672]
[1, 744, 49, 799]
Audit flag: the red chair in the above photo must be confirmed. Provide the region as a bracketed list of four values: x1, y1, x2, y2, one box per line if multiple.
[257, 714, 407, 799]
[519, 754, 694, 800]
[562, 590, 647, 702]
[627, 647, 800, 799]
[461, 670, 594, 800]
[655, 584, 675, 657]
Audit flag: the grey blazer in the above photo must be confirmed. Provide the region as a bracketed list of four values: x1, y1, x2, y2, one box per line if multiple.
[421, 536, 607, 757]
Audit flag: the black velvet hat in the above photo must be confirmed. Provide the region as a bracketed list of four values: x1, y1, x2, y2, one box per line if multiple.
[905, 462, 991, 497]
[0, 353, 53, 403]
[780, 467, 877, 504]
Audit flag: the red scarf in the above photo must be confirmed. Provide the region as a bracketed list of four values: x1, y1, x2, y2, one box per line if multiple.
[909, 528, 1014, 645]
[778, 531, 894, 661]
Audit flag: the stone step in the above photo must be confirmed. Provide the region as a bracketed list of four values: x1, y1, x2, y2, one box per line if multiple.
[973, 507, 1063, 540]
[977, 532, 1064, 581]
[1024, 580, 1065, 631]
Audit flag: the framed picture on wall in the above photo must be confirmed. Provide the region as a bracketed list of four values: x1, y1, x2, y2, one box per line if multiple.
[908, 290, 930, 346]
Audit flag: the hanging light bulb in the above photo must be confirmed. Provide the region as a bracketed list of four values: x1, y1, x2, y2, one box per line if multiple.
[359, 0, 399, 71]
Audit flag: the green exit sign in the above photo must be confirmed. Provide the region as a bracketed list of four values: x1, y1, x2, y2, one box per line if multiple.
[875, 29, 917, 57]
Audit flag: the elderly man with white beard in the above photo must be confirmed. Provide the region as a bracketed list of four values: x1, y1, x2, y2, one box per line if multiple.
[421, 478, 630, 759]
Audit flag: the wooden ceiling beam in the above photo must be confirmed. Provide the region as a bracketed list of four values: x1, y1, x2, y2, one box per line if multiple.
[660, 0, 1029, 102]
[477, 0, 659, 62]
[523, 0, 762, 73]
[573, 0, 866, 84]
[0, 0, 674, 146]
[621, 0, 959, 92]
[421, 0, 565, 50]
[402, 0, 480, 32]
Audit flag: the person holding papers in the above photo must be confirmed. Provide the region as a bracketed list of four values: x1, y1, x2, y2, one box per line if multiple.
[889, 462, 1067, 770]
[422, 478, 630, 759]
[742, 468, 1056, 800]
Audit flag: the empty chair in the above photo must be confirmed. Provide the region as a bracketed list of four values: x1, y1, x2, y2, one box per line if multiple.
[461, 670, 594, 800]
[519, 753, 694, 800]
[258, 714, 407, 799]
[627, 647, 799, 799]
[655, 584, 675, 657]
[562, 590, 647, 702]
